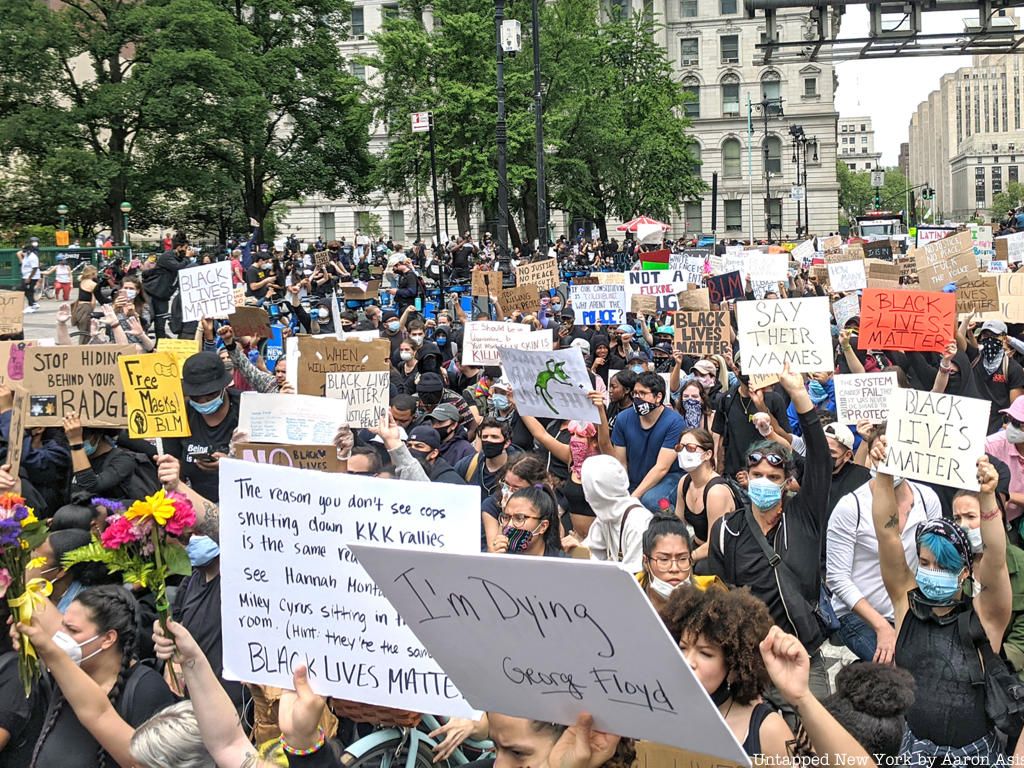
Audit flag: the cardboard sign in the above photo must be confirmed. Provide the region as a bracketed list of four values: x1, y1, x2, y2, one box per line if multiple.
[826, 245, 862, 265]
[956, 277, 999, 314]
[326, 371, 389, 429]
[674, 311, 731, 357]
[6, 388, 26, 484]
[833, 372, 897, 424]
[340, 280, 381, 301]
[594, 272, 624, 284]
[743, 252, 787, 282]
[349, 545, 750, 766]
[735, 297, 832, 375]
[218, 459, 478, 716]
[0, 341, 34, 389]
[634, 740, 746, 768]
[866, 260, 901, 283]
[858, 288, 954, 353]
[499, 284, 539, 315]
[630, 294, 658, 315]
[234, 442, 341, 473]
[233, 286, 247, 307]
[570, 284, 625, 326]
[227, 306, 272, 339]
[706, 271, 744, 304]
[995, 231, 1024, 264]
[289, 337, 390, 398]
[498, 347, 598, 422]
[0, 292, 24, 336]
[880, 389, 991, 490]
[313, 250, 330, 268]
[180, 261, 235, 322]
[832, 294, 860, 329]
[117, 352, 191, 439]
[748, 373, 780, 391]
[460, 322, 532, 367]
[238, 392, 348, 444]
[827, 259, 866, 292]
[821, 235, 843, 261]
[24, 345, 134, 427]
[157, 338, 200, 378]
[516, 259, 559, 291]
[471, 270, 503, 297]
[914, 231, 977, 291]
[864, 240, 894, 261]
[572, 276, 599, 286]
[676, 288, 711, 311]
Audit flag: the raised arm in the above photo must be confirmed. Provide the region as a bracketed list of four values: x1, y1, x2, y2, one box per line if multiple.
[975, 456, 1012, 651]
[838, 329, 865, 374]
[868, 437, 915, 630]
[932, 341, 956, 394]
[520, 414, 572, 464]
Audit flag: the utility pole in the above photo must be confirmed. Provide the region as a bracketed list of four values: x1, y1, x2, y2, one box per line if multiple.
[495, 0, 510, 256]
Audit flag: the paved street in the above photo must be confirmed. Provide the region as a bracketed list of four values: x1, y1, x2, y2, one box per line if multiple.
[22, 298, 62, 340]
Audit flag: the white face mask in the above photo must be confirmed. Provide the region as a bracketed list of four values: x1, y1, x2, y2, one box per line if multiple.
[649, 574, 687, 599]
[869, 468, 905, 488]
[52, 631, 102, 666]
[677, 450, 705, 471]
[400, 351, 414, 362]
[1007, 425, 1024, 444]
[123, 288, 137, 300]
[962, 524, 984, 554]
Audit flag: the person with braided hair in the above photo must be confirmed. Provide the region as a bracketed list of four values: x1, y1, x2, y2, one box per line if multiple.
[20, 585, 174, 768]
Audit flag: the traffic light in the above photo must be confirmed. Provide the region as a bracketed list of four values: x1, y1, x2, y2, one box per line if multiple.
[874, 188, 881, 209]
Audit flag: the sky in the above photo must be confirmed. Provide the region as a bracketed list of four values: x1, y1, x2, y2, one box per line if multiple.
[834, 7, 973, 166]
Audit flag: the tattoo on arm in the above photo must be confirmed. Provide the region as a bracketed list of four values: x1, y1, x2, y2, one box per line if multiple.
[884, 512, 899, 529]
[240, 753, 258, 768]
[201, 500, 220, 537]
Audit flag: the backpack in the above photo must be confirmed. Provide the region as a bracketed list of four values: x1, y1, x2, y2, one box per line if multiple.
[118, 448, 161, 501]
[958, 609, 1024, 748]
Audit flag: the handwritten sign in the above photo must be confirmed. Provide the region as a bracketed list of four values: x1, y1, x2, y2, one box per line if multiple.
[706, 272, 744, 304]
[569, 284, 625, 326]
[630, 294, 658, 315]
[5, 388, 26, 483]
[743, 252, 787, 282]
[864, 240, 894, 261]
[832, 294, 860, 329]
[313, 250, 330, 268]
[879, 389, 991, 490]
[499, 284, 539, 315]
[625, 270, 689, 313]
[0, 341, 34, 389]
[858, 288, 954, 353]
[914, 232, 977, 291]
[157, 337, 200, 374]
[349, 545, 750, 766]
[286, 337, 389, 397]
[674, 311, 731, 357]
[326, 371, 389, 429]
[735, 297, 832, 375]
[498, 347, 598, 422]
[179, 261, 235, 322]
[238, 392, 348, 444]
[218, 459, 478, 716]
[821, 235, 843, 262]
[227, 306, 272, 339]
[833, 372, 897, 424]
[827, 259, 866, 292]
[460, 322, 530, 367]
[24, 345, 134, 427]
[117, 352, 191, 439]
[234, 442, 341, 473]
[471, 270, 502, 297]
[956, 277, 999, 314]
[996, 231, 1024, 264]
[594, 272, 624, 285]
[791, 239, 815, 265]
[516, 259, 559, 291]
[0, 292, 24, 336]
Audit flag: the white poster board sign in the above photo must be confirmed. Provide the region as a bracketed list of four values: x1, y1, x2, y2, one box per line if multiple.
[827, 260, 867, 292]
[832, 294, 861, 329]
[180, 261, 235, 323]
[238, 392, 348, 445]
[879, 389, 991, 490]
[499, 347, 599, 423]
[351, 545, 751, 766]
[326, 371, 389, 428]
[833, 372, 897, 424]
[791, 239, 815, 265]
[570, 284, 626, 326]
[218, 459, 478, 715]
[735, 297, 833, 375]
[743, 252, 787, 282]
[461, 321, 531, 366]
[624, 270, 690, 313]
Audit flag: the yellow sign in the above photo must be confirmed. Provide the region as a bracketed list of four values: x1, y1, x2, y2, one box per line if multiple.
[117, 352, 191, 439]
[55, 230, 70, 247]
[157, 338, 200, 374]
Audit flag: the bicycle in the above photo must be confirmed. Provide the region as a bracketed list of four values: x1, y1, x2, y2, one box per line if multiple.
[338, 711, 493, 768]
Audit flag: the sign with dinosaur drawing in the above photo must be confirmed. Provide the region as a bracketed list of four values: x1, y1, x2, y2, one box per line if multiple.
[497, 347, 599, 423]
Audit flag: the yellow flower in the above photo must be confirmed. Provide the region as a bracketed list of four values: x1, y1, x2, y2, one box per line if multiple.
[27, 557, 46, 570]
[125, 490, 176, 527]
[19, 508, 37, 528]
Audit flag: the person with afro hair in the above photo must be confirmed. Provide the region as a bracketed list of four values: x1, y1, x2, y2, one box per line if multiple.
[660, 584, 794, 760]
[821, 663, 915, 760]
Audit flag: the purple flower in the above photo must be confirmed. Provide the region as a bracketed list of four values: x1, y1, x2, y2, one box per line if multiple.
[12, 506, 27, 522]
[0, 519, 21, 546]
[91, 497, 126, 514]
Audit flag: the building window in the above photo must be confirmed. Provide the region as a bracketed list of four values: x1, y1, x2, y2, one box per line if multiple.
[351, 62, 366, 81]
[724, 200, 742, 231]
[691, 142, 701, 176]
[609, 0, 629, 17]
[847, 163, 856, 170]
[765, 198, 782, 229]
[682, 77, 700, 118]
[350, 7, 364, 36]
[861, 136, 867, 143]
[860, 123, 866, 131]
[684, 202, 702, 232]
[680, 0, 697, 16]
[803, 77, 818, 97]
[761, 72, 781, 103]
[319, 212, 336, 242]
[720, 0, 736, 12]
[764, 135, 782, 175]
[723, 138, 742, 177]
[1011, 166, 1019, 184]
[993, 166, 1003, 195]
[680, 38, 699, 67]
[720, 35, 739, 64]
[721, 74, 740, 117]
[382, 4, 400, 21]
[389, 210, 405, 242]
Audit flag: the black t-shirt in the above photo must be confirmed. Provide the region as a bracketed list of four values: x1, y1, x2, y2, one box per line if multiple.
[965, 346, 1024, 433]
[827, 460, 871, 515]
[163, 390, 241, 502]
[532, 419, 571, 481]
[0, 652, 43, 768]
[245, 265, 271, 299]
[172, 571, 242, 709]
[712, 387, 790, 477]
[32, 664, 175, 768]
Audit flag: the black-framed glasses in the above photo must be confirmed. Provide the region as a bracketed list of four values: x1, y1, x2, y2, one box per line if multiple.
[748, 451, 786, 467]
[649, 555, 692, 569]
[498, 512, 542, 527]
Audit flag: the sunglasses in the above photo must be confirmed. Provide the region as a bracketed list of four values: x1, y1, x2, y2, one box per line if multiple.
[747, 451, 786, 467]
[675, 443, 709, 453]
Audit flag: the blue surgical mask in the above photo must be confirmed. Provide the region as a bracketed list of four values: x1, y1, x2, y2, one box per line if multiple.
[189, 392, 224, 415]
[748, 476, 783, 510]
[491, 393, 510, 411]
[551, 302, 562, 312]
[631, 365, 645, 374]
[808, 380, 828, 403]
[386, 321, 400, 332]
[186, 535, 221, 567]
[915, 565, 961, 603]
[83, 439, 100, 457]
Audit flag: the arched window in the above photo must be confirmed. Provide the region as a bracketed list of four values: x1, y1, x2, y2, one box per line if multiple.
[764, 135, 782, 175]
[683, 76, 700, 118]
[721, 74, 740, 117]
[761, 71, 781, 103]
[723, 138, 741, 177]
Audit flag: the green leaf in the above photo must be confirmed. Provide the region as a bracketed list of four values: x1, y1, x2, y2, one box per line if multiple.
[162, 542, 192, 579]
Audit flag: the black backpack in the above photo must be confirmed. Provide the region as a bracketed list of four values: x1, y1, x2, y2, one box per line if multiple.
[958, 609, 1024, 748]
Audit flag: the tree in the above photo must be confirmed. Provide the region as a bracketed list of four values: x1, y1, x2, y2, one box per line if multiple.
[991, 182, 1024, 223]
[837, 162, 911, 223]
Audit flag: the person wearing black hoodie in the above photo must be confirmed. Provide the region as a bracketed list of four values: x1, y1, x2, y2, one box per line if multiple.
[142, 233, 192, 339]
[388, 257, 422, 314]
[406, 425, 466, 486]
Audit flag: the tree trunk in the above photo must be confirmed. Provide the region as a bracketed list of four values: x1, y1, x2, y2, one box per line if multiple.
[596, 215, 608, 242]
[453, 195, 472, 237]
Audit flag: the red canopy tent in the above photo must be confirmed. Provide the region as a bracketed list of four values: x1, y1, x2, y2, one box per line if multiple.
[616, 216, 670, 232]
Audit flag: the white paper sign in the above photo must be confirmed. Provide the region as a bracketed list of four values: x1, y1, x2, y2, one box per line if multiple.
[569, 284, 625, 326]
[624, 270, 689, 313]
[791, 239, 815, 265]
[827, 260, 867, 292]
[461, 321, 531, 366]
[349, 545, 751, 766]
[743, 252, 787, 282]
[832, 294, 861, 329]
[238, 392, 348, 445]
[880, 389, 991, 490]
[833, 372, 897, 424]
[218, 459, 477, 716]
[180, 261, 235, 322]
[735, 297, 833, 375]
[499, 347, 599, 422]
[326, 371, 389, 428]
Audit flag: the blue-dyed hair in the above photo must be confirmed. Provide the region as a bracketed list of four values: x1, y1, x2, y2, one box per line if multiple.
[919, 532, 965, 573]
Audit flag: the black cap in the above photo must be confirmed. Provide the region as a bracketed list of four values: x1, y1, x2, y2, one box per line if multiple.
[408, 425, 441, 450]
[181, 351, 233, 397]
[417, 372, 444, 393]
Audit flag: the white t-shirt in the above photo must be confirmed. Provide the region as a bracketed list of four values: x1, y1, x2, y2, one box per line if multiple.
[21, 252, 39, 280]
[55, 264, 72, 283]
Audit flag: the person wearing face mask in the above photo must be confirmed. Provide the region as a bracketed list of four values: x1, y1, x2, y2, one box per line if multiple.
[405, 425, 466, 486]
[675, 428, 736, 564]
[491, 484, 565, 557]
[822, 422, 870, 516]
[391, 340, 419, 393]
[413, 372, 474, 437]
[986, 399, 1024, 528]
[388, 257, 423, 315]
[639, 516, 704, 611]
[454, 418, 519, 501]
[0, 601, 44, 767]
[162, 351, 240, 502]
[431, 324, 456, 364]
[708, 364, 834, 700]
[143, 233, 192, 339]
[826, 425, 942, 663]
[650, 342, 675, 374]
[675, 381, 712, 431]
[786, 373, 834, 436]
[63, 414, 154, 503]
[485, 378, 533, 450]
[29, 529, 115, 614]
[873, 454, 1010, 764]
[965, 321, 1024, 432]
[425, 403, 475, 466]
[624, 350, 649, 376]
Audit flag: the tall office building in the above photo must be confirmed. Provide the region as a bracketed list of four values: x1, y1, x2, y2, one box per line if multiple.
[838, 116, 882, 171]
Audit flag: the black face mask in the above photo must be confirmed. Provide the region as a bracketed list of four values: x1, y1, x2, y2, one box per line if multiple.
[434, 425, 452, 441]
[481, 441, 505, 459]
[409, 447, 433, 462]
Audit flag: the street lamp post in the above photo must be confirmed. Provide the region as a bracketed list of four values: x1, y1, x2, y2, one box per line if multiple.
[495, 0, 510, 256]
[529, 0, 547, 252]
[802, 138, 817, 236]
[56, 203, 69, 230]
[790, 126, 804, 236]
[749, 97, 783, 243]
[120, 201, 132, 248]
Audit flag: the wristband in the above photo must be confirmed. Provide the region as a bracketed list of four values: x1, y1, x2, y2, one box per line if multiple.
[939, 365, 952, 373]
[282, 727, 326, 756]
[68, 443, 84, 451]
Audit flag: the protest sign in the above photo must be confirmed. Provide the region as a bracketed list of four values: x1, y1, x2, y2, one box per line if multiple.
[471, 270, 502, 297]
[234, 442, 342, 473]
[227, 306, 272, 338]
[0, 341, 34, 389]
[879, 389, 991, 490]
[676, 287, 710, 311]
[866, 260, 901, 284]
[743, 252, 787, 282]
[117, 352, 191, 439]
[630, 294, 658, 315]
[748, 373, 780, 390]
[706, 271, 744, 304]
[996, 231, 1024, 263]
[218, 459, 478, 716]
[5, 388, 26, 483]
[340, 281, 381, 301]
[460, 322, 531, 367]
[956, 277, 999, 314]
[516, 259, 559, 290]
[569, 284, 625, 326]
[238, 392, 348, 444]
[350, 545, 750, 766]
[832, 294, 860, 329]
[179, 261, 235, 322]
[326, 370, 389, 429]
[499, 347, 598, 422]
[833, 372, 897, 424]
[858, 288, 954, 353]
[735, 297, 832, 375]
[680, 254, 706, 287]
[289, 337, 390, 398]
[233, 286, 247, 307]
[674, 311, 731, 357]
[0, 292, 24, 335]
[791, 239, 815, 265]
[594, 272, 624, 284]
[864, 240, 894, 261]
[24, 345, 134, 427]
[572, 276, 599, 285]
[914, 231, 977, 291]
[821, 235, 843, 261]
[157, 337, 200, 374]
[624, 270, 689, 313]
[991, 260, 1010, 273]
[827, 259, 866, 292]
[916, 226, 957, 247]
[634, 741, 745, 768]
[971, 224, 994, 268]
[313, 250, 330, 268]
[499, 284, 539, 315]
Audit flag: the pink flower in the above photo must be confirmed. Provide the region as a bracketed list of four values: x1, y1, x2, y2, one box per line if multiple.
[100, 516, 138, 549]
[0, 568, 10, 598]
[164, 494, 196, 537]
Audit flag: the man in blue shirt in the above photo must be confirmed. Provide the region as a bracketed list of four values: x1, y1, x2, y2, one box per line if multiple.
[609, 371, 685, 513]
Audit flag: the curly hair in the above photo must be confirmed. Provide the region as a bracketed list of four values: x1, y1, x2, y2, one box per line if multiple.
[659, 586, 772, 705]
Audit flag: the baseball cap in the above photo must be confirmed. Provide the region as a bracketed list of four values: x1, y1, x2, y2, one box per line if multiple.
[491, 378, 512, 393]
[427, 403, 460, 423]
[408, 425, 441, 450]
[653, 341, 673, 355]
[570, 338, 590, 353]
[980, 320, 1008, 336]
[627, 350, 649, 362]
[693, 359, 718, 376]
[416, 372, 444, 393]
[181, 352, 233, 397]
[1001, 398, 1024, 422]
[824, 423, 855, 451]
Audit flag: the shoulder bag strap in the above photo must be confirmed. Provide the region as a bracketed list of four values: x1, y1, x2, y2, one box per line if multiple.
[743, 504, 781, 568]
[957, 610, 986, 686]
[617, 506, 637, 562]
